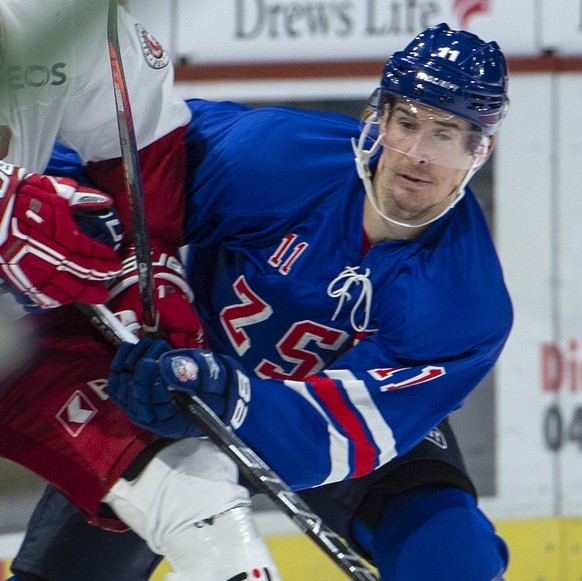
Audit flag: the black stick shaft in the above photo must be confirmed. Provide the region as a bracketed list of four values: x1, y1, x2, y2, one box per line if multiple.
[102, 4, 377, 577]
[107, 0, 159, 336]
[83, 304, 378, 581]
[172, 389, 380, 581]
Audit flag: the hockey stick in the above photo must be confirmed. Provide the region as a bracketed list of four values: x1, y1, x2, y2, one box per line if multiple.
[107, 0, 159, 336]
[83, 303, 379, 581]
[171, 390, 380, 581]
[102, 3, 378, 578]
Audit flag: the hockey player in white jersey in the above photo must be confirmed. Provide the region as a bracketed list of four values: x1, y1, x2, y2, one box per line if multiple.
[0, 1, 280, 580]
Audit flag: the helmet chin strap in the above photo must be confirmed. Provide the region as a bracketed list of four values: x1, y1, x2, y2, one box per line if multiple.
[351, 118, 486, 230]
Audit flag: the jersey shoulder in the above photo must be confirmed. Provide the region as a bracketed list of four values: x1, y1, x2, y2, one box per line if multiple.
[374, 191, 512, 362]
[183, 100, 362, 233]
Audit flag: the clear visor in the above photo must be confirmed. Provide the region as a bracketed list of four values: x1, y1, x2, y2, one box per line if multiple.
[363, 93, 491, 171]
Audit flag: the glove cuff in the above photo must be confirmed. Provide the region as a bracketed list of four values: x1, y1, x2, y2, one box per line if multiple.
[109, 244, 194, 303]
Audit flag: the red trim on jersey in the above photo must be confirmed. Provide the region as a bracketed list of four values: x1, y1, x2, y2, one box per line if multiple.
[87, 125, 188, 247]
[310, 377, 376, 477]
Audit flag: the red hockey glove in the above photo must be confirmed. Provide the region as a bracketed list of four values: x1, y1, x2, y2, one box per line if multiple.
[107, 243, 206, 349]
[0, 163, 123, 308]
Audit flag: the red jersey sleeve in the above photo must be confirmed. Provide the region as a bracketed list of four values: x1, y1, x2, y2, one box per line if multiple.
[87, 125, 187, 248]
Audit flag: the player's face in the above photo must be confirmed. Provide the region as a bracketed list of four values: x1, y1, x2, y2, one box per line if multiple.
[372, 99, 482, 225]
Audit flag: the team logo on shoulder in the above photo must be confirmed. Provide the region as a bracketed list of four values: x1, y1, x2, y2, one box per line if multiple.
[171, 356, 199, 382]
[135, 24, 170, 69]
[424, 427, 448, 449]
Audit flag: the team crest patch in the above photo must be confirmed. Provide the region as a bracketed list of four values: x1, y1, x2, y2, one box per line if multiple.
[171, 356, 199, 383]
[135, 24, 169, 69]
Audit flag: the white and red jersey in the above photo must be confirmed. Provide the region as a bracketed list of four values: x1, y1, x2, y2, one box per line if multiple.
[0, 1, 192, 528]
[0, 0, 190, 244]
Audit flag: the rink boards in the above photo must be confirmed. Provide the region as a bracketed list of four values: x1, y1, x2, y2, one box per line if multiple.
[1, 513, 581, 580]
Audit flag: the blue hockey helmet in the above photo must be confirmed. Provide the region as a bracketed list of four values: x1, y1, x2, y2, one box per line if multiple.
[378, 23, 509, 136]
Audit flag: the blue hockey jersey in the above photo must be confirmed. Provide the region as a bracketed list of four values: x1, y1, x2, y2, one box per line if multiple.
[48, 99, 512, 492]
[180, 99, 512, 490]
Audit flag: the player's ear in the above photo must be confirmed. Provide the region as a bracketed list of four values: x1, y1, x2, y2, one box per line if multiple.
[482, 135, 497, 165]
[472, 134, 496, 170]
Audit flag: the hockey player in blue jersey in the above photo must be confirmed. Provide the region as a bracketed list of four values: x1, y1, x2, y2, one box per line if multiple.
[11, 23, 511, 581]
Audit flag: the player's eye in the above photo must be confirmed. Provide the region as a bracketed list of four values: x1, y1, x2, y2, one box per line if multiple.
[433, 130, 453, 143]
[395, 117, 417, 132]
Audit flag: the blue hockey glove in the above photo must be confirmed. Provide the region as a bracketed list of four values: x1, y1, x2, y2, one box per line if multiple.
[108, 337, 196, 439]
[158, 347, 250, 431]
[108, 338, 249, 438]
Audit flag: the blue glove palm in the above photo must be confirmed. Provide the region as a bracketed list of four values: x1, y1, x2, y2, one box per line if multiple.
[108, 338, 197, 438]
[108, 338, 249, 439]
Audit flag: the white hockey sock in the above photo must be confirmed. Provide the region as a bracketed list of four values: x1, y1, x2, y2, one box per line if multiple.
[163, 506, 281, 581]
[103, 439, 280, 581]
[104, 438, 250, 544]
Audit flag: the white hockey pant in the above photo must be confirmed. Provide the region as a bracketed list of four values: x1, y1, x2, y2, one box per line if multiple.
[103, 438, 281, 581]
